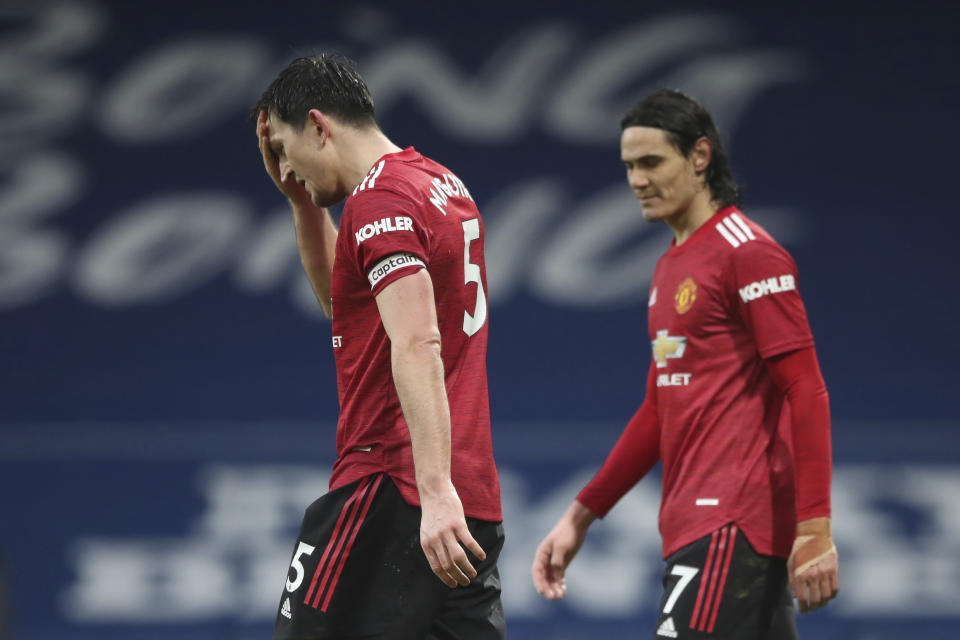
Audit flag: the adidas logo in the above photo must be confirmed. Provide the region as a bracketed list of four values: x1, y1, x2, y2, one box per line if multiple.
[280, 596, 292, 620]
[656, 616, 678, 638]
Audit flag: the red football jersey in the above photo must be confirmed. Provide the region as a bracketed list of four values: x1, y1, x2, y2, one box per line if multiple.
[650, 206, 814, 558]
[328, 147, 501, 522]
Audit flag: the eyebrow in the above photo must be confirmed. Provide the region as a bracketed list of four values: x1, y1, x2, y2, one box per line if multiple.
[623, 154, 662, 164]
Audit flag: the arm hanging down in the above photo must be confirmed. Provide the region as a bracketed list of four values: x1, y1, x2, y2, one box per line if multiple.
[766, 346, 838, 614]
[532, 360, 661, 600]
[376, 268, 487, 589]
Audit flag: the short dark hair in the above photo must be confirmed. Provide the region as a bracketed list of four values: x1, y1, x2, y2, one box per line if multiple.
[251, 53, 377, 130]
[620, 89, 741, 208]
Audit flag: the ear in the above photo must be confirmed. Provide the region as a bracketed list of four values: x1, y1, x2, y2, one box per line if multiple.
[307, 109, 331, 145]
[691, 136, 712, 175]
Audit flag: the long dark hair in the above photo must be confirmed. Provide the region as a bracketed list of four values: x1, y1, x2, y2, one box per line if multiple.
[620, 89, 741, 208]
[251, 53, 377, 130]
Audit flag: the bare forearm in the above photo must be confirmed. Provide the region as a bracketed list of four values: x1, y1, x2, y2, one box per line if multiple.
[567, 500, 599, 533]
[292, 204, 337, 318]
[256, 111, 335, 318]
[391, 336, 452, 496]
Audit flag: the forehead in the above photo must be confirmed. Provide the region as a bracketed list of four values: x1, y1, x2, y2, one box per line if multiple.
[620, 126, 676, 159]
[267, 113, 298, 143]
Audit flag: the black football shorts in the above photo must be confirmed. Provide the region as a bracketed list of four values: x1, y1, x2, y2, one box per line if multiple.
[653, 523, 798, 640]
[273, 472, 505, 640]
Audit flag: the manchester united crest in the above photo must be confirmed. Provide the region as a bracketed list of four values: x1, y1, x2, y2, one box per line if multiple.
[674, 277, 697, 314]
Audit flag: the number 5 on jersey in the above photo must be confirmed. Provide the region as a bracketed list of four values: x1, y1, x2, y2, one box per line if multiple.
[285, 541, 316, 592]
[461, 218, 487, 337]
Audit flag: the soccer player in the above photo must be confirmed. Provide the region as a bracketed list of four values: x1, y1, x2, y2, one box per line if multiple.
[252, 54, 504, 639]
[531, 89, 838, 639]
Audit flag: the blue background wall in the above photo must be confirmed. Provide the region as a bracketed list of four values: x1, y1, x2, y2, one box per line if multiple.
[2, 1, 959, 638]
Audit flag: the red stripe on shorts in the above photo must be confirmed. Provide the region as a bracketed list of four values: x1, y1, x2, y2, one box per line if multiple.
[697, 524, 731, 631]
[320, 473, 384, 612]
[707, 524, 738, 633]
[303, 476, 372, 606]
[688, 528, 719, 629]
[310, 475, 378, 609]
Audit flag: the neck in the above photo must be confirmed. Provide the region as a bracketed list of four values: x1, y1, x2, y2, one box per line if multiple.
[667, 191, 722, 246]
[337, 126, 404, 191]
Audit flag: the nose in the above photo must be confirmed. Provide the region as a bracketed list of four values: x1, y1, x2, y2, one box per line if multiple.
[627, 168, 649, 190]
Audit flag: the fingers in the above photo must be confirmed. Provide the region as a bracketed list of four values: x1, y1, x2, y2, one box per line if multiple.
[531, 542, 554, 597]
[422, 527, 484, 589]
[443, 525, 482, 585]
[792, 549, 839, 614]
[460, 526, 487, 563]
[255, 110, 273, 158]
[807, 572, 823, 607]
[549, 541, 568, 599]
[254, 110, 289, 193]
[531, 545, 550, 594]
[422, 541, 457, 588]
[256, 113, 271, 157]
[531, 537, 567, 600]
[807, 566, 838, 612]
[789, 533, 839, 614]
[256, 110, 272, 150]
[449, 531, 480, 583]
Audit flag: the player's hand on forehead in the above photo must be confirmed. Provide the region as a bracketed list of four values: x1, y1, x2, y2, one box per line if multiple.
[254, 109, 313, 208]
[256, 109, 269, 141]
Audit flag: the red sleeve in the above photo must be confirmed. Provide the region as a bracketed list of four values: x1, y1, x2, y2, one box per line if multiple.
[765, 346, 832, 521]
[577, 360, 660, 518]
[729, 239, 814, 359]
[341, 187, 431, 294]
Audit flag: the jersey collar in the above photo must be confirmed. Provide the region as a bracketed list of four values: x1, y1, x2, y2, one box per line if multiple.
[665, 205, 741, 256]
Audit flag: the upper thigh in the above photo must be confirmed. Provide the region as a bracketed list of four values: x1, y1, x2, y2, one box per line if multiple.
[653, 523, 797, 640]
[275, 474, 445, 639]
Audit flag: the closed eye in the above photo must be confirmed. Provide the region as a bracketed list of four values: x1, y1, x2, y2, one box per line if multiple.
[623, 155, 662, 170]
[636, 155, 661, 169]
